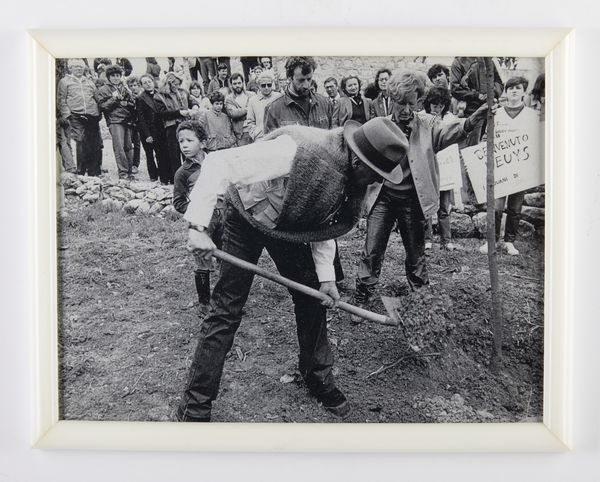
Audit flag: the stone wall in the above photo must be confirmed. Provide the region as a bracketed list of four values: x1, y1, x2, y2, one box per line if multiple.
[63, 173, 545, 239]
[62, 174, 178, 218]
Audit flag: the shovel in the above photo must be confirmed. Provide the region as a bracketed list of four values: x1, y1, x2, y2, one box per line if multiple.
[211, 249, 400, 326]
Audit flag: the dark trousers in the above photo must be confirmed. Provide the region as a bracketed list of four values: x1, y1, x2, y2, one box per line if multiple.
[149, 134, 169, 184]
[132, 127, 141, 168]
[198, 58, 216, 94]
[424, 189, 453, 244]
[357, 190, 428, 290]
[69, 114, 103, 176]
[164, 125, 182, 184]
[334, 240, 344, 282]
[141, 136, 160, 181]
[188, 58, 201, 83]
[57, 122, 75, 172]
[495, 192, 525, 243]
[178, 204, 336, 419]
[132, 127, 160, 181]
[240, 56, 259, 81]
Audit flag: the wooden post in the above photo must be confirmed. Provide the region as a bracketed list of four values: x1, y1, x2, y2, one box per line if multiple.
[482, 57, 504, 373]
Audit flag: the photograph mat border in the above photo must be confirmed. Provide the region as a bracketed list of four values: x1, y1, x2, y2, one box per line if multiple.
[29, 27, 574, 452]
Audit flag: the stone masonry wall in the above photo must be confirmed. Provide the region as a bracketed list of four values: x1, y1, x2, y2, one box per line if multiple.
[63, 173, 545, 239]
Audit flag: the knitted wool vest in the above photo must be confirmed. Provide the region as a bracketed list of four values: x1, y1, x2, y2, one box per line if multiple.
[226, 126, 367, 243]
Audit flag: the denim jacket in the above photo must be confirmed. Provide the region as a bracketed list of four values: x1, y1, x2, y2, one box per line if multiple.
[363, 112, 467, 218]
[263, 89, 333, 134]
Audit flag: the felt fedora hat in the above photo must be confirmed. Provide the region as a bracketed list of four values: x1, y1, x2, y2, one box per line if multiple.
[343, 117, 409, 184]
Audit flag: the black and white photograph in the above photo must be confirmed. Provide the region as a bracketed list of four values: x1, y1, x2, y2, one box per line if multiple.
[55, 54, 546, 424]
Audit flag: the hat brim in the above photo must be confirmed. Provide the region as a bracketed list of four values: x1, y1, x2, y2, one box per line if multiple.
[343, 120, 404, 184]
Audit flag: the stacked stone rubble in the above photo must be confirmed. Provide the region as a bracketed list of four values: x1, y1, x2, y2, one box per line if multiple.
[62, 173, 545, 237]
[61, 173, 177, 217]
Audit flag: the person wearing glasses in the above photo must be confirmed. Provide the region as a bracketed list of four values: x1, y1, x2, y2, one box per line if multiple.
[323, 77, 341, 106]
[246, 72, 282, 141]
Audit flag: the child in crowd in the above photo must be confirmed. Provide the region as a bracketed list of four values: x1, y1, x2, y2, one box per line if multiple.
[197, 91, 237, 152]
[126, 76, 142, 175]
[172, 120, 224, 313]
[479, 76, 541, 256]
[189, 81, 204, 109]
[423, 86, 460, 251]
[97, 64, 136, 180]
[189, 81, 212, 114]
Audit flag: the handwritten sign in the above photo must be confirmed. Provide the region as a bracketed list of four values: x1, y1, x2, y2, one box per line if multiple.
[437, 143, 463, 191]
[461, 109, 544, 203]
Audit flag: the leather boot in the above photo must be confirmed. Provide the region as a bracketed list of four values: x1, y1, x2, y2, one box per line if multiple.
[194, 269, 211, 306]
[350, 283, 374, 324]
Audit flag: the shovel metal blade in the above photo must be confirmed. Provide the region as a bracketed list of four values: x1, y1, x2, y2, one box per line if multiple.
[381, 296, 403, 325]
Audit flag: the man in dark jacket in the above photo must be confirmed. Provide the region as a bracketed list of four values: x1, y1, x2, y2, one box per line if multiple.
[97, 64, 136, 179]
[225, 73, 255, 146]
[135, 74, 166, 182]
[207, 63, 230, 96]
[450, 57, 503, 146]
[263, 57, 335, 133]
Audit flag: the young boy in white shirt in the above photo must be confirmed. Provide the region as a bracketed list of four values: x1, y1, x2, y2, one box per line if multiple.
[479, 76, 541, 256]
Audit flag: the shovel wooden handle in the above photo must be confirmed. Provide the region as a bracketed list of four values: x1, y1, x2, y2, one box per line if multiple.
[212, 249, 398, 326]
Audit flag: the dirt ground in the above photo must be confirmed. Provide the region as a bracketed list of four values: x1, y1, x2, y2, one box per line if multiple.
[58, 195, 544, 424]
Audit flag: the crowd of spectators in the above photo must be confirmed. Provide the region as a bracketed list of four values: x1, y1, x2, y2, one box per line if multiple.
[56, 55, 544, 259]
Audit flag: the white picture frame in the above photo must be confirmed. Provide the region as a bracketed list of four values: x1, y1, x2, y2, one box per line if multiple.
[29, 27, 574, 452]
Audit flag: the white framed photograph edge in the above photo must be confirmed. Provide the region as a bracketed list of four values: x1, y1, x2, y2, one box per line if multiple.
[29, 27, 574, 452]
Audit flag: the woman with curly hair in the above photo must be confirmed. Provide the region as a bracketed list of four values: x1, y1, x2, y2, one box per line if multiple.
[336, 75, 373, 126]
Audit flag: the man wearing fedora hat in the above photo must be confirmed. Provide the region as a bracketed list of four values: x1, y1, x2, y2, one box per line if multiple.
[354, 70, 494, 311]
[175, 116, 407, 422]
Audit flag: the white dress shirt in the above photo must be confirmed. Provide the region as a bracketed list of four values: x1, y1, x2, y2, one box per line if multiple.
[184, 135, 337, 282]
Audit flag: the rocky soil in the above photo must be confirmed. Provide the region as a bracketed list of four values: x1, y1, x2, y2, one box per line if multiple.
[58, 194, 544, 424]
